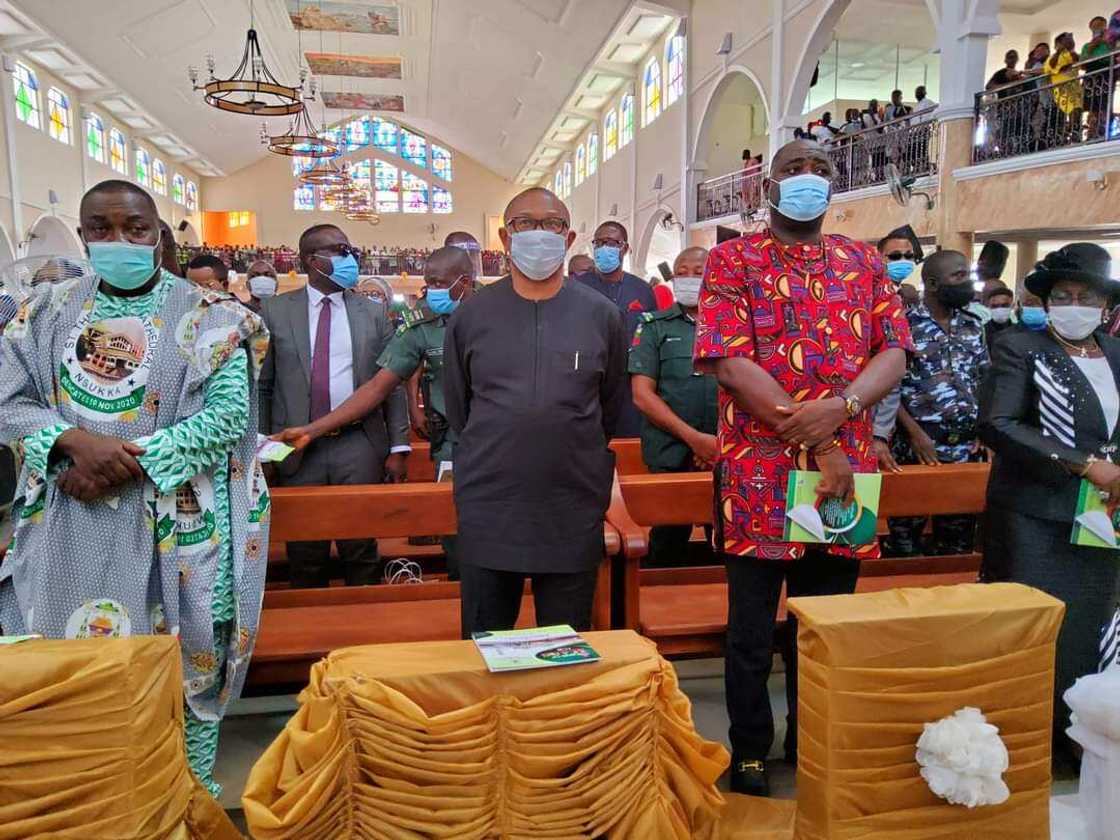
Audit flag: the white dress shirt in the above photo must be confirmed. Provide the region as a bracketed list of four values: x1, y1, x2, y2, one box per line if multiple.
[914, 97, 939, 122]
[306, 284, 410, 454]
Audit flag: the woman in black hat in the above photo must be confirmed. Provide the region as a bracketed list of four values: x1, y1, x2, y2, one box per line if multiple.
[978, 243, 1120, 764]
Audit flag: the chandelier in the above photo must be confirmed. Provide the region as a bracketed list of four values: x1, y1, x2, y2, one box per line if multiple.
[345, 210, 381, 225]
[261, 104, 337, 158]
[299, 158, 347, 186]
[188, 1, 304, 116]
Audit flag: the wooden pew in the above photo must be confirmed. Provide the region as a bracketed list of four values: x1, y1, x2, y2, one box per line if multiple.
[608, 463, 991, 656]
[251, 482, 620, 690]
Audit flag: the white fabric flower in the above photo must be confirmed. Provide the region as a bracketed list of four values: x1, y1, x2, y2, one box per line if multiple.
[915, 707, 1010, 807]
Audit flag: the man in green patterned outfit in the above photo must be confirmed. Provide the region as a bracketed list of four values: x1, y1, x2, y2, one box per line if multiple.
[628, 247, 719, 567]
[0, 180, 269, 797]
[273, 246, 475, 577]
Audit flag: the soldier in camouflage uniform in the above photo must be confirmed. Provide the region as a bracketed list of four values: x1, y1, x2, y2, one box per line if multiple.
[272, 246, 475, 577]
[875, 250, 989, 556]
[628, 247, 718, 566]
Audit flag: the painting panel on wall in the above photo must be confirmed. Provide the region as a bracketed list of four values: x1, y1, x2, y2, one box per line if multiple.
[306, 52, 402, 79]
[322, 92, 404, 112]
[287, 3, 400, 36]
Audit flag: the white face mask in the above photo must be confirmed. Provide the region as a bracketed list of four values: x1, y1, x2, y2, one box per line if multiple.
[989, 306, 1012, 324]
[1049, 305, 1102, 341]
[248, 275, 278, 298]
[673, 276, 702, 308]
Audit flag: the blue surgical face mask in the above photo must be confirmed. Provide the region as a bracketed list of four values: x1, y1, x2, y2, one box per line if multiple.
[769, 173, 832, 222]
[886, 260, 916, 282]
[593, 244, 622, 274]
[509, 230, 567, 281]
[1020, 306, 1048, 330]
[87, 235, 161, 291]
[320, 253, 359, 289]
[426, 287, 458, 315]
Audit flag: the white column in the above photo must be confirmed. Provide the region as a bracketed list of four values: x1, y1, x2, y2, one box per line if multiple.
[0, 54, 23, 248]
[768, 0, 786, 154]
[935, 0, 1001, 121]
[678, 18, 691, 239]
[77, 104, 90, 195]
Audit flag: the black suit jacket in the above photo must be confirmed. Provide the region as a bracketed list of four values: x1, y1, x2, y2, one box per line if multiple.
[978, 325, 1120, 522]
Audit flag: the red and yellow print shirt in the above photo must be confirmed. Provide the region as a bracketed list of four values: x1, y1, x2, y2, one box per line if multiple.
[693, 229, 913, 560]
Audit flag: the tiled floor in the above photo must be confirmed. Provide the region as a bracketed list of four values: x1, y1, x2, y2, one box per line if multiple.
[216, 657, 1086, 837]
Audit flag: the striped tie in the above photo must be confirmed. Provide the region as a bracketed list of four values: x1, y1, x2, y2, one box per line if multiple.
[1100, 605, 1120, 672]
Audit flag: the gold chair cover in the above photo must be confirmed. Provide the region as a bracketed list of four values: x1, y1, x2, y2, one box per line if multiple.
[789, 583, 1065, 840]
[243, 630, 733, 838]
[0, 636, 241, 840]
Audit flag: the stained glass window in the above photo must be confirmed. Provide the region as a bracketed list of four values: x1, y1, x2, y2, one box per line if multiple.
[588, 133, 599, 175]
[186, 181, 198, 211]
[620, 95, 634, 146]
[402, 171, 428, 213]
[346, 117, 370, 151]
[292, 155, 316, 176]
[135, 148, 150, 187]
[401, 129, 427, 169]
[172, 173, 185, 205]
[432, 186, 452, 213]
[47, 88, 70, 143]
[432, 144, 452, 182]
[372, 117, 398, 154]
[666, 35, 685, 105]
[575, 144, 586, 185]
[560, 161, 571, 197]
[86, 113, 105, 163]
[152, 159, 167, 195]
[350, 158, 372, 205]
[294, 184, 315, 210]
[13, 63, 39, 128]
[228, 211, 241, 228]
[109, 128, 127, 174]
[317, 186, 337, 211]
[375, 159, 400, 212]
[554, 170, 563, 194]
[604, 111, 618, 160]
[643, 59, 662, 126]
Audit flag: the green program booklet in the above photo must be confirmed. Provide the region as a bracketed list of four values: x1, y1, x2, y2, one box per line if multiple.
[783, 470, 882, 546]
[472, 625, 601, 673]
[1072, 479, 1120, 547]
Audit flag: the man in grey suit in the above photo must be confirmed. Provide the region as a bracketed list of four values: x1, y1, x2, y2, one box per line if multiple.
[259, 224, 411, 588]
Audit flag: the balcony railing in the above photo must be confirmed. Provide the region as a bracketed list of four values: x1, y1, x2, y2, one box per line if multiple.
[696, 165, 765, 223]
[695, 114, 938, 222]
[973, 49, 1120, 164]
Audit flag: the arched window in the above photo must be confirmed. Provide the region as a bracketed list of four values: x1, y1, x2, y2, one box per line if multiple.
[643, 58, 662, 126]
[346, 117, 370, 151]
[375, 160, 400, 212]
[575, 143, 586, 185]
[604, 111, 618, 160]
[372, 117, 398, 154]
[172, 173, 185, 205]
[12, 63, 39, 128]
[432, 144, 452, 181]
[402, 172, 429, 213]
[562, 161, 572, 196]
[135, 148, 151, 187]
[620, 94, 634, 146]
[666, 35, 685, 105]
[294, 184, 315, 210]
[85, 113, 106, 163]
[47, 88, 70, 143]
[152, 159, 167, 195]
[553, 170, 563, 194]
[109, 128, 127, 174]
[401, 129, 427, 169]
[186, 181, 198, 211]
[587, 133, 599, 175]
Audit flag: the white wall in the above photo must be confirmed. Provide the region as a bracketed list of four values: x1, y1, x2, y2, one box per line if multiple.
[0, 54, 203, 261]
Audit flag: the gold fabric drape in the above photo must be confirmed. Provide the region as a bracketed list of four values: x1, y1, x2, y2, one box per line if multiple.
[789, 583, 1065, 840]
[0, 636, 241, 840]
[243, 630, 733, 839]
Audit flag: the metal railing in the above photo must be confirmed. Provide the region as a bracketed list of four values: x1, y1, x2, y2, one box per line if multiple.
[695, 114, 938, 222]
[696, 165, 765, 222]
[973, 49, 1120, 164]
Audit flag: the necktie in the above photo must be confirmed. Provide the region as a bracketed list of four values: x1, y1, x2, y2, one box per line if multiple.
[309, 298, 332, 422]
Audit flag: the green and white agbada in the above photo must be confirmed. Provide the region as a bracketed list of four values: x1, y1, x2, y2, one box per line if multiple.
[0, 268, 270, 795]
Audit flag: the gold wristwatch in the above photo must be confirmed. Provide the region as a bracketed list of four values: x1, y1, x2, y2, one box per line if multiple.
[843, 394, 863, 418]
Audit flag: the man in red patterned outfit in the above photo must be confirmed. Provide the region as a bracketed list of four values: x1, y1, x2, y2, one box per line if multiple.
[694, 139, 912, 796]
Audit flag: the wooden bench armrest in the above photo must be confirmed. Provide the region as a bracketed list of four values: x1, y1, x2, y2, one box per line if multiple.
[605, 470, 649, 630]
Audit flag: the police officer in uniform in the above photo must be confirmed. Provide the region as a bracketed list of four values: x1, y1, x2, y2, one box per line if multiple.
[629, 247, 719, 566]
[272, 245, 476, 577]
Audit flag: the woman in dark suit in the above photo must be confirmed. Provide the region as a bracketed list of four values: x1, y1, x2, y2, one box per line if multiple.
[979, 243, 1120, 763]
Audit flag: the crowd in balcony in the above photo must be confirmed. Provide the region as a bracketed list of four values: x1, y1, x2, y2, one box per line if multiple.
[178, 243, 509, 277]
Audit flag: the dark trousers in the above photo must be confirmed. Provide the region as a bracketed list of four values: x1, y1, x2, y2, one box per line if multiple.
[459, 564, 598, 639]
[886, 514, 977, 556]
[281, 428, 384, 588]
[725, 549, 861, 761]
[648, 525, 715, 567]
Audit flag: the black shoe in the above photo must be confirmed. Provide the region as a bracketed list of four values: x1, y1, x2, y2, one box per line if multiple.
[729, 758, 770, 797]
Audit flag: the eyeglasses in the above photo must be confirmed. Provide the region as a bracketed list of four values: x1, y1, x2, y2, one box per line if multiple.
[885, 251, 916, 261]
[313, 243, 361, 259]
[592, 237, 626, 249]
[1050, 289, 1104, 306]
[505, 216, 569, 235]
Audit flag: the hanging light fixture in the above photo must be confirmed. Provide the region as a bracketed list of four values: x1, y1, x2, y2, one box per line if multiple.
[299, 157, 347, 185]
[188, 0, 304, 116]
[345, 210, 381, 225]
[261, 104, 337, 158]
